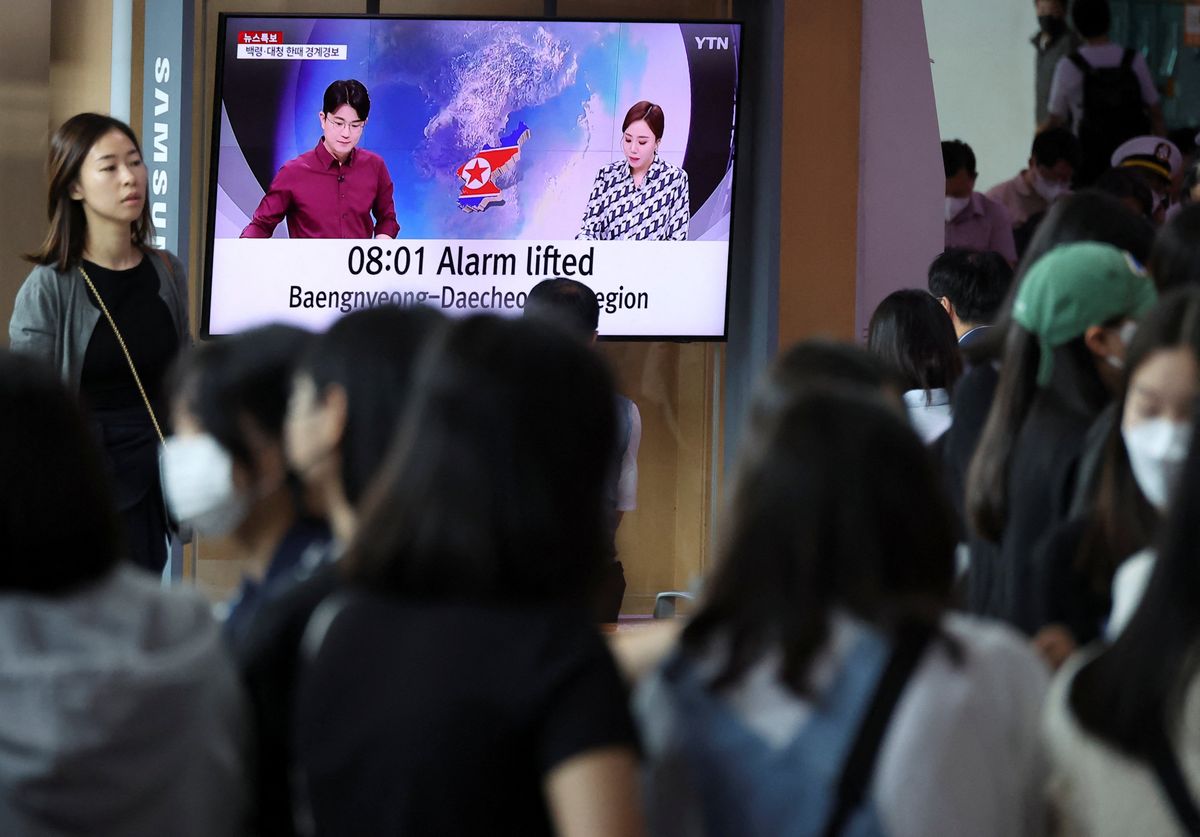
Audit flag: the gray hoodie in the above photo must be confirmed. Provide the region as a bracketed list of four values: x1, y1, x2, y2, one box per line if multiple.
[0, 565, 248, 836]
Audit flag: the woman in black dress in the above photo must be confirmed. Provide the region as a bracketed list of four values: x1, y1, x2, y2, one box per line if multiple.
[10, 113, 189, 573]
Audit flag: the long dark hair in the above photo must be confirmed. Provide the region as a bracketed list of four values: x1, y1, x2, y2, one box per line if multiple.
[342, 315, 618, 605]
[746, 339, 902, 433]
[967, 326, 1112, 543]
[681, 387, 957, 697]
[1149, 204, 1200, 291]
[25, 113, 155, 271]
[1069, 406, 1200, 758]
[867, 289, 962, 399]
[0, 350, 122, 593]
[297, 305, 444, 506]
[168, 325, 313, 474]
[1076, 288, 1200, 593]
[966, 191, 1155, 367]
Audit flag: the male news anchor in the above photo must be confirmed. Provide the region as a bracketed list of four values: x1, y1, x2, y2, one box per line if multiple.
[241, 79, 399, 239]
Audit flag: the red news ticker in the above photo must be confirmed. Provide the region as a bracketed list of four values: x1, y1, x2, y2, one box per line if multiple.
[238, 31, 284, 45]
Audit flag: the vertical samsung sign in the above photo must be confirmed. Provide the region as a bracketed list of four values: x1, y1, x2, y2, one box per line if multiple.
[141, 0, 192, 261]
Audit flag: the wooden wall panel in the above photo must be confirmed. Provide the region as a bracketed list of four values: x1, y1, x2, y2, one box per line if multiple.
[777, 0, 862, 344]
[0, 4, 52, 347]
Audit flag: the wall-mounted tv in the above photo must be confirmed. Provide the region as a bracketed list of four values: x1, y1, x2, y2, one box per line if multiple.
[203, 13, 742, 339]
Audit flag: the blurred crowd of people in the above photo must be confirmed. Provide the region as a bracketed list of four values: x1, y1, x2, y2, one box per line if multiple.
[8, 0, 1200, 833]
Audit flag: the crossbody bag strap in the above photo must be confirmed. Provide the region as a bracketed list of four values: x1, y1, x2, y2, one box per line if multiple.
[78, 264, 165, 444]
[1149, 730, 1200, 835]
[821, 622, 937, 837]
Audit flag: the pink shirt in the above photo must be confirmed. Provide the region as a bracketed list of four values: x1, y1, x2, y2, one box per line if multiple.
[986, 172, 1047, 228]
[241, 140, 400, 240]
[945, 193, 1017, 264]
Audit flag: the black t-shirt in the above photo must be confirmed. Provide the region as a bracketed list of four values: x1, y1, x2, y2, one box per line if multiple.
[292, 592, 638, 836]
[79, 256, 178, 411]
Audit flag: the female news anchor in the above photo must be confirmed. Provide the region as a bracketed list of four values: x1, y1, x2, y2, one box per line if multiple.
[241, 79, 399, 240]
[578, 100, 690, 241]
[10, 113, 189, 574]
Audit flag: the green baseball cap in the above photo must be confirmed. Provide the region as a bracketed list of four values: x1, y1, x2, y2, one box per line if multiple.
[1013, 242, 1157, 386]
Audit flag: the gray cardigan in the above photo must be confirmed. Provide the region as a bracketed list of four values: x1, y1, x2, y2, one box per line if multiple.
[8, 250, 190, 393]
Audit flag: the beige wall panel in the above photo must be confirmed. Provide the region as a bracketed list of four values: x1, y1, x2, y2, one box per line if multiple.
[603, 342, 718, 615]
[0, 3, 52, 346]
[49, 0, 113, 128]
[778, 0, 861, 344]
[130, 0, 146, 129]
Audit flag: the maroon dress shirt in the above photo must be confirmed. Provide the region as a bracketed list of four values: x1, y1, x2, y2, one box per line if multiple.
[241, 140, 400, 239]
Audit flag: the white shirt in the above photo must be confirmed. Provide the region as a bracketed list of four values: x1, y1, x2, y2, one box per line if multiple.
[903, 388, 953, 444]
[1047, 44, 1159, 132]
[637, 612, 1050, 837]
[616, 400, 642, 512]
[1106, 548, 1156, 639]
[1043, 650, 1200, 837]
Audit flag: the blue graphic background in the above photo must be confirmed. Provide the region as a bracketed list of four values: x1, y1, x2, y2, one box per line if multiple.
[215, 18, 738, 240]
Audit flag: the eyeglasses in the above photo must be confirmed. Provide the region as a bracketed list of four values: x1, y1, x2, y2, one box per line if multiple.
[326, 117, 365, 132]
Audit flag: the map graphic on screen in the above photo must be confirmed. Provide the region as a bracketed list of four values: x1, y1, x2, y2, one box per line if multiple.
[204, 15, 743, 339]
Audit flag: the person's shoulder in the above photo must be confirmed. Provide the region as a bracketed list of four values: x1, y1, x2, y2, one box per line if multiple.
[1079, 42, 1124, 63]
[279, 145, 323, 174]
[625, 397, 641, 424]
[597, 159, 627, 178]
[984, 176, 1014, 202]
[14, 262, 77, 307]
[147, 248, 186, 279]
[354, 147, 387, 166]
[517, 605, 616, 675]
[1052, 50, 1079, 72]
[977, 191, 1012, 221]
[1041, 646, 1100, 749]
[942, 612, 1049, 681]
[1129, 48, 1154, 72]
[111, 564, 221, 634]
[20, 261, 72, 287]
[664, 158, 687, 179]
[239, 559, 341, 668]
[655, 157, 688, 182]
[926, 614, 1051, 729]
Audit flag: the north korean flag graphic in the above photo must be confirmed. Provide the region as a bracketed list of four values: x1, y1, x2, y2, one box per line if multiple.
[455, 122, 530, 212]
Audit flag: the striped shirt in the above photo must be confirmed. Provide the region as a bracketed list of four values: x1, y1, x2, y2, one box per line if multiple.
[578, 156, 690, 241]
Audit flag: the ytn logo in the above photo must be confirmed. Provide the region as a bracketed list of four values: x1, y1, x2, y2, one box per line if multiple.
[694, 36, 729, 49]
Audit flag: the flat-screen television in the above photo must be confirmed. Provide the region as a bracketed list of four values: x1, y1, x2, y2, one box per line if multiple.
[203, 14, 743, 339]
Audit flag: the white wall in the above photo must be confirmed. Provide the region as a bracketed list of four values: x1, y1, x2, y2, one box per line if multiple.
[922, 0, 1037, 191]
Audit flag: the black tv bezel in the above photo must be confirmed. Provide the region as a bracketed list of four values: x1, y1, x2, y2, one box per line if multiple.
[202, 11, 744, 342]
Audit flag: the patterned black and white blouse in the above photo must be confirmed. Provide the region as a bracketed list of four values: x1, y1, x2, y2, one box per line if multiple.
[577, 156, 690, 241]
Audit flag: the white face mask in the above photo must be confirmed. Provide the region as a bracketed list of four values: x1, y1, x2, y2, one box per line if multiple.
[1031, 170, 1070, 203]
[1122, 418, 1192, 511]
[160, 434, 250, 537]
[945, 195, 970, 222]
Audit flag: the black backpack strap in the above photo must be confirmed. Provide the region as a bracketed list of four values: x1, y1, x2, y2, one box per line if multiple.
[1148, 730, 1200, 835]
[1121, 47, 1136, 70]
[1068, 51, 1092, 74]
[820, 622, 936, 837]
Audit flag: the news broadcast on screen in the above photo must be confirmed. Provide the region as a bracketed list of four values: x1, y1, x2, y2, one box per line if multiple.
[203, 14, 743, 339]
